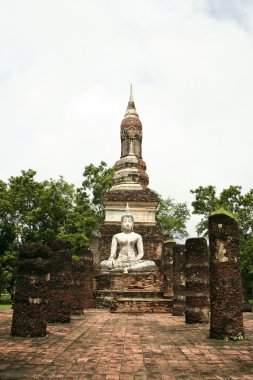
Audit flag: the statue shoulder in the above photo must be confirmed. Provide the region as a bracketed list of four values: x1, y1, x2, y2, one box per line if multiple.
[113, 232, 123, 239]
[134, 232, 143, 239]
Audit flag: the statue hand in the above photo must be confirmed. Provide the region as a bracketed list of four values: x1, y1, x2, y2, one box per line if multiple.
[108, 258, 115, 269]
[135, 255, 143, 261]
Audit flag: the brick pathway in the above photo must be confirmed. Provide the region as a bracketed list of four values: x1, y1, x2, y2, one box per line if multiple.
[0, 309, 253, 380]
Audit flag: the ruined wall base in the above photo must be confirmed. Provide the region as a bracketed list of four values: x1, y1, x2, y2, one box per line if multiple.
[94, 269, 172, 313]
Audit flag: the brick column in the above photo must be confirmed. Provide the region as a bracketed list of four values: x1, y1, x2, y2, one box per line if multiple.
[185, 238, 209, 324]
[209, 214, 244, 339]
[161, 242, 174, 297]
[71, 258, 86, 315]
[11, 243, 52, 337]
[89, 232, 101, 270]
[47, 239, 72, 323]
[173, 244, 186, 316]
[80, 247, 94, 309]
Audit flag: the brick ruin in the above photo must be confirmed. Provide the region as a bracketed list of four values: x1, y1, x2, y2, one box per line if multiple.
[172, 244, 186, 316]
[72, 247, 94, 312]
[160, 241, 174, 298]
[185, 238, 209, 324]
[11, 243, 52, 337]
[209, 214, 244, 339]
[47, 239, 72, 323]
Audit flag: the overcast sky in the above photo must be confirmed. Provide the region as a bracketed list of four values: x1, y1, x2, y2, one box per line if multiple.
[0, 0, 252, 237]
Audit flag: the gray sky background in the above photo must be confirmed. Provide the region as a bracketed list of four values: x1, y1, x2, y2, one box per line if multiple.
[1, 0, 253, 238]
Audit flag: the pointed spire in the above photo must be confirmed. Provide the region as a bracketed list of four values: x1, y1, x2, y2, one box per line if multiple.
[129, 83, 133, 102]
[124, 84, 139, 119]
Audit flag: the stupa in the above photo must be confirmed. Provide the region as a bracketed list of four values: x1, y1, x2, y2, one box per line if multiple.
[94, 86, 172, 313]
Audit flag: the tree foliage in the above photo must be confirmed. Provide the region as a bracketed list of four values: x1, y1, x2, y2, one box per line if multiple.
[0, 170, 76, 291]
[156, 196, 190, 240]
[81, 161, 115, 222]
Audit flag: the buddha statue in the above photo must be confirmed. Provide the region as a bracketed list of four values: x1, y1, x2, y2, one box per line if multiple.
[100, 208, 156, 273]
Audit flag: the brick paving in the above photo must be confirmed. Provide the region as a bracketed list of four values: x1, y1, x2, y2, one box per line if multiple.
[0, 310, 253, 380]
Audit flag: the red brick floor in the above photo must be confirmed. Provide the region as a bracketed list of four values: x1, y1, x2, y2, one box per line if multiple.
[0, 309, 253, 380]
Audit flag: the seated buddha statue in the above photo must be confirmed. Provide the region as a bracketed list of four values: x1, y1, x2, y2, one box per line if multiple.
[100, 208, 155, 273]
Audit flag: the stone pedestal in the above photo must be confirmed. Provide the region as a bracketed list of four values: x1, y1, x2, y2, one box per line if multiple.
[209, 214, 244, 339]
[94, 269, 172, 313]
[47, 240, 72, 323]
[185, 238, 209, 324]
[11, 244, 52, 337]
[173, 244, 186, 316]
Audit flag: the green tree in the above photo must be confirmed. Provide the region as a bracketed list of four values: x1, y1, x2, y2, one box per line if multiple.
[81, 161, 115, 224]
[156, 196, 190, 240]
[58, 187, 98, 256]
[6, 170, 75, 245]
[0, 180, 16, 254]
[191, 185, 253, 297]
[35, 176, 75, 244]
[0, 170, 76, 292]
[191, 185, 253, 236]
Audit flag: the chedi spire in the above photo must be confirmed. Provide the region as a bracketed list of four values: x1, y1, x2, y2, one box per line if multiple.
[110, 86, 149, 191]
[123, 84, 139, 119]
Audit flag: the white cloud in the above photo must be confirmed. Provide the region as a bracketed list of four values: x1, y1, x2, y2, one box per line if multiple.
[0, 0, 252, 237]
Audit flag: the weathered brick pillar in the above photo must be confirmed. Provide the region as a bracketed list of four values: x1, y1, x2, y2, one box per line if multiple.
[185, 238, 209, 324]
[161, 242, 174, 297]
[11, 243, 52, 337]
[71, 248, 94, 314]
[80, 247, 94, 309]
[47, 239, 72, 323]
[71, 258, 86, 315]
[209, 214, 244, 339]
[89, 231, 101, 270]
[173, 244, 186, 316]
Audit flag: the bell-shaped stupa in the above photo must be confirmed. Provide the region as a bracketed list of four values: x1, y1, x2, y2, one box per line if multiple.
[110, 85, 149, 191]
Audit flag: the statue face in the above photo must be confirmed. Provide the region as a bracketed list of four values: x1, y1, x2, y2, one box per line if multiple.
[122, 216, 133, 232]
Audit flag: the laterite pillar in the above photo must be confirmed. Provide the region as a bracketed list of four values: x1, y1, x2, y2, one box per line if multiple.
[209, 214, 244, 339]
[185, 238, 209, 324]
[11, 244, 52, 337]
[173, 244, 186, 316]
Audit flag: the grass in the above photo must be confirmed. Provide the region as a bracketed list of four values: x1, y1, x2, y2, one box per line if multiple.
[0, 304, 12, 310]
[0, 293, 12, 310]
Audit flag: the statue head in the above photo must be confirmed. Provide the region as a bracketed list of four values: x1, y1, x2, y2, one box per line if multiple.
[121, 214, 134, 232]
[121, 204, 134, 232]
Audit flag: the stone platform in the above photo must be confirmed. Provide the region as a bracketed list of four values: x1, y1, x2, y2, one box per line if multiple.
[94, 270, 171, 313]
